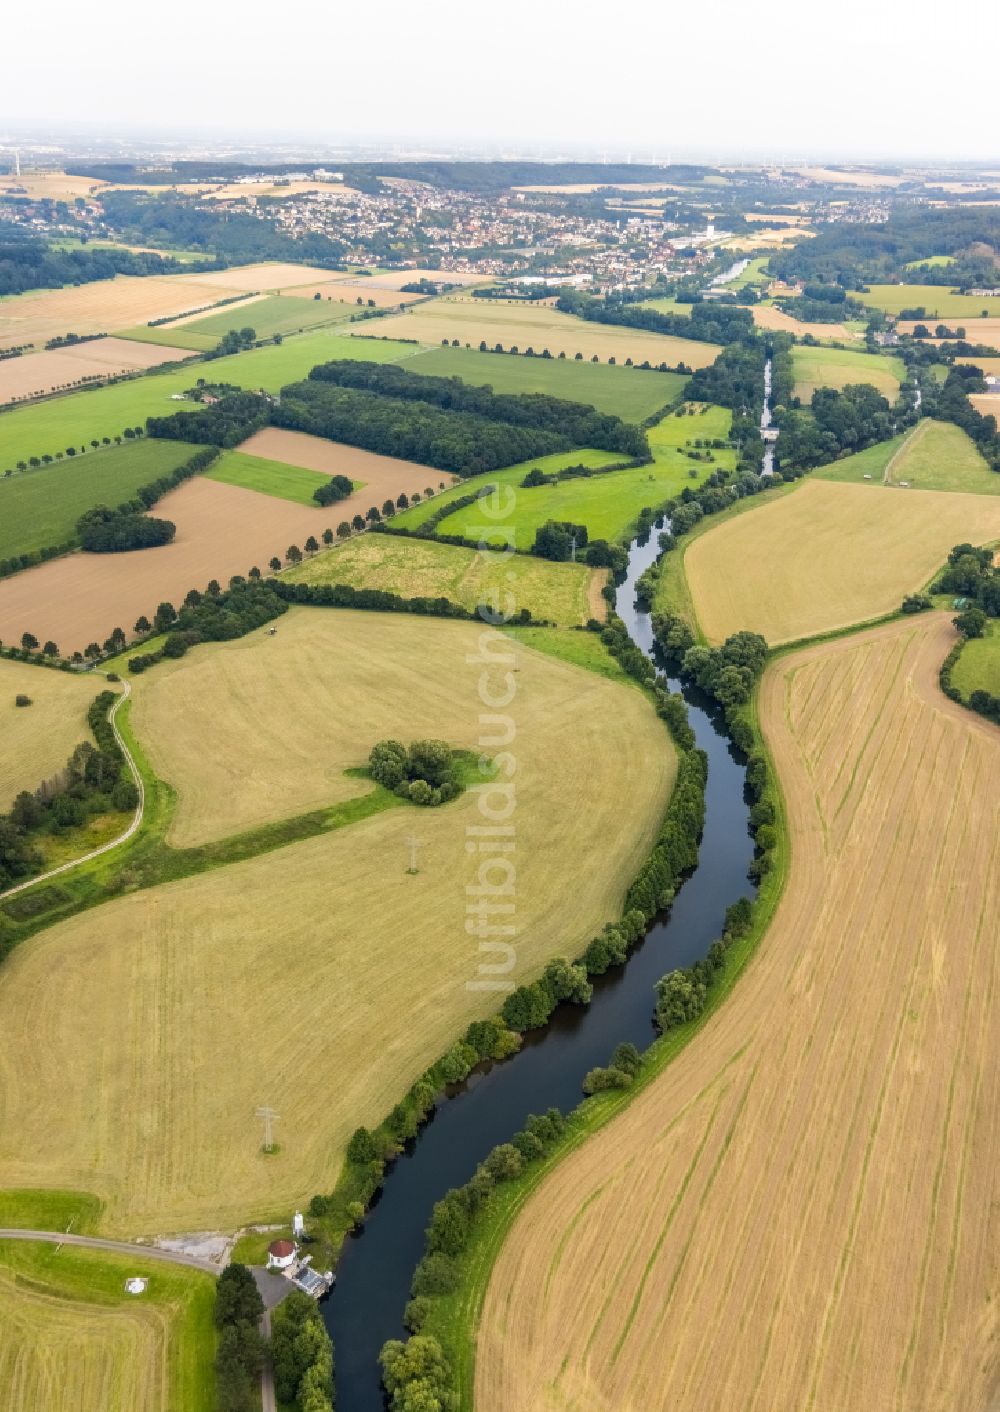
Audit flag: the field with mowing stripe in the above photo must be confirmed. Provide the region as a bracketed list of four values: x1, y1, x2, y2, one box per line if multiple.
[284, 532, 603, 628]
[0, 337, 195, 405]
[0, 333, 422, 468]
[0, 440, 199, 562]
[790, 343, 903, 400]
[0, 660, 101, 810]
[404, 345, 684, 421]
[119, 293, 361, 351]
[856, 282, 1000, 319]
[683, 478, 1000, 643]
[0, 609, 674, 1234]
[204, 448, 336, 505]
[0, 1239, 215, 1412]
[815, 420, 1000, 495]
[355, 297, 720, 369]
[478, 614, 1000, 1412]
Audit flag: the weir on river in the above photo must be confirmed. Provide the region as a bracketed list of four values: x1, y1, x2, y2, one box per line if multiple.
[324, 529, 757, 1410]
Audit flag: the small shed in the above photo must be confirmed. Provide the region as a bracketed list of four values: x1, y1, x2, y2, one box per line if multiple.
[266, 1239, 297, 1270]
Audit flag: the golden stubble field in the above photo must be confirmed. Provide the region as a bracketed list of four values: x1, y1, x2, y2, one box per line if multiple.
[356, 298, 720, 368]
[0, 610, 675, 1235]
[752, 303, 856, 340]
[0, 431, 449, 654]
[0, 337, 193, 404]
[478, 615, 1000, 1412]
[0, 659, 101, 810]
[684, 478, 1000, 644]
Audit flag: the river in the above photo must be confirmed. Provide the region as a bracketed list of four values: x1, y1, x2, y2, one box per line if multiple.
[324, 529, 756, 1409]
[760, 355, 776, 476]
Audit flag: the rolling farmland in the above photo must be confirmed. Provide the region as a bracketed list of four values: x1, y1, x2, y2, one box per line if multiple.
[118, 293, 360, 350]
[0, 660, 100, 809]
[284, 532, 604, 628]
[0, 332, 421, 469]
[0, 438, 440, 652]
[477, 614, 1000, 1412]
[682, 478, 1000, 644]
[0, 610, 674, 1234]
[355, 296, 720, 369]
[856, 283, 1000, 319]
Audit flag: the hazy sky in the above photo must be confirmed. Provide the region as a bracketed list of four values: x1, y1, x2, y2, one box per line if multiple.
[5, 0, 997, 161]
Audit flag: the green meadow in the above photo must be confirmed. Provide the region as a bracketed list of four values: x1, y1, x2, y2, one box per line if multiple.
[814, 420, 999, 495]
[855, 284, 1000, 320]
[392, 404, 732, 549]
[0, 440, 198, 560]
[404, 345, 684, 421]
[952, 621, 1000, 698]
[205, 449, 356, 506]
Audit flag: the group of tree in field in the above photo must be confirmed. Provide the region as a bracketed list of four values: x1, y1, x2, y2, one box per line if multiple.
[0, 690, 138, 898]
[147, 390, 272, 448]
[77, 504, 176, 552]
[368, 738, 460, 806]
[213, 1264, 333, 1412]
[934, 542, 1000, 634]
[775, 382, 897, 468]
[312, 473, 354, 507]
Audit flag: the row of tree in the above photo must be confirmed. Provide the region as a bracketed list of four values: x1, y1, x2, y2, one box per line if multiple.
[0, 691, 137, 897]
[556, 288, 755, 347]
[213, 1265, 333, 1412]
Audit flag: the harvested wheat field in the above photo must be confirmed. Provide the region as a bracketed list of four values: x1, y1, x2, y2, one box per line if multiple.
[971, 393, 1000, 418]
[0, 1240, 213, 1412]
[180, 262, 342, 293]
[478, 614, 1000, 1412]
[899, 318, 1000, 350]
[752, 303, 855, 340]
[0, 440, 447, 653]
[684, 478, 1000, 644]
[0, 276, 241, 352]
[340, 269, 488, 289]
[0, 659, 101, 810]
[279, 281, 423, 307]
[0, 337, 194, 404]
[0, 610, 674, 1234]
[356, 298, 720, 369]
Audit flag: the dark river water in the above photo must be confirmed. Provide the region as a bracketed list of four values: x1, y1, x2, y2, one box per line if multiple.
[324, 527, 756, 1409]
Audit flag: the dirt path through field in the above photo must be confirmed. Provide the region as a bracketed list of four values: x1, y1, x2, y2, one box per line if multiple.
[477, 615, 1000, 1412]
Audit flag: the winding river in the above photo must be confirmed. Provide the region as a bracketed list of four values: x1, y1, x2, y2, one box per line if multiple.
[324, 529, 757, 1409]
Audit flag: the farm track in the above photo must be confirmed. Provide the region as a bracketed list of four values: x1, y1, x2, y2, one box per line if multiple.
[0, 1230, 219, 1274]
[476, 615, 1000, 1412]
[0, 678, 143, 903]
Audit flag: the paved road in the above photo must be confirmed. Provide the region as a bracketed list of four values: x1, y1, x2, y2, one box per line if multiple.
[260, 1310, 276, 1412]
[0, 676, 145, 903]
[0, 1227, 220, 1273]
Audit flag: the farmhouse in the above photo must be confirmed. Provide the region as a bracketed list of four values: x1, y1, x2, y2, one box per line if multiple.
[266, 1239, 296, 1270]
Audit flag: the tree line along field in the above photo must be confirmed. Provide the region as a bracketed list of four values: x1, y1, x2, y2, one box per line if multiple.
[393, 404, 734, 551]
[814, 419, 1000, 494]
[283, 532, 605, 627]
[0, 1239, 214, 1412]
[400, 344, 685, 421]
[0, 609, 676, 1235]
[0, 440, 199, 562]
[477, 615, 1000, 1412]
[354, 295, 721, 369]
[751, 302, 857, 341]
[789, 343, 903, 400]
[0, 659, 101, 809]
[677, 476, 1000, 645]
[0, 436, 443, 655]
[855, 283, 1000, 319]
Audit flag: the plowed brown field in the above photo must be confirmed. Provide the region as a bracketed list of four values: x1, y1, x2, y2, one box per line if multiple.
[0, 337, 193, 403]
[0, 436, 449, 653]
[477, 614, 1000, 1412]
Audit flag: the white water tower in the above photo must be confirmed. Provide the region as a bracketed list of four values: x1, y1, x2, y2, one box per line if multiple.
[292, 1211, 305, 1238]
